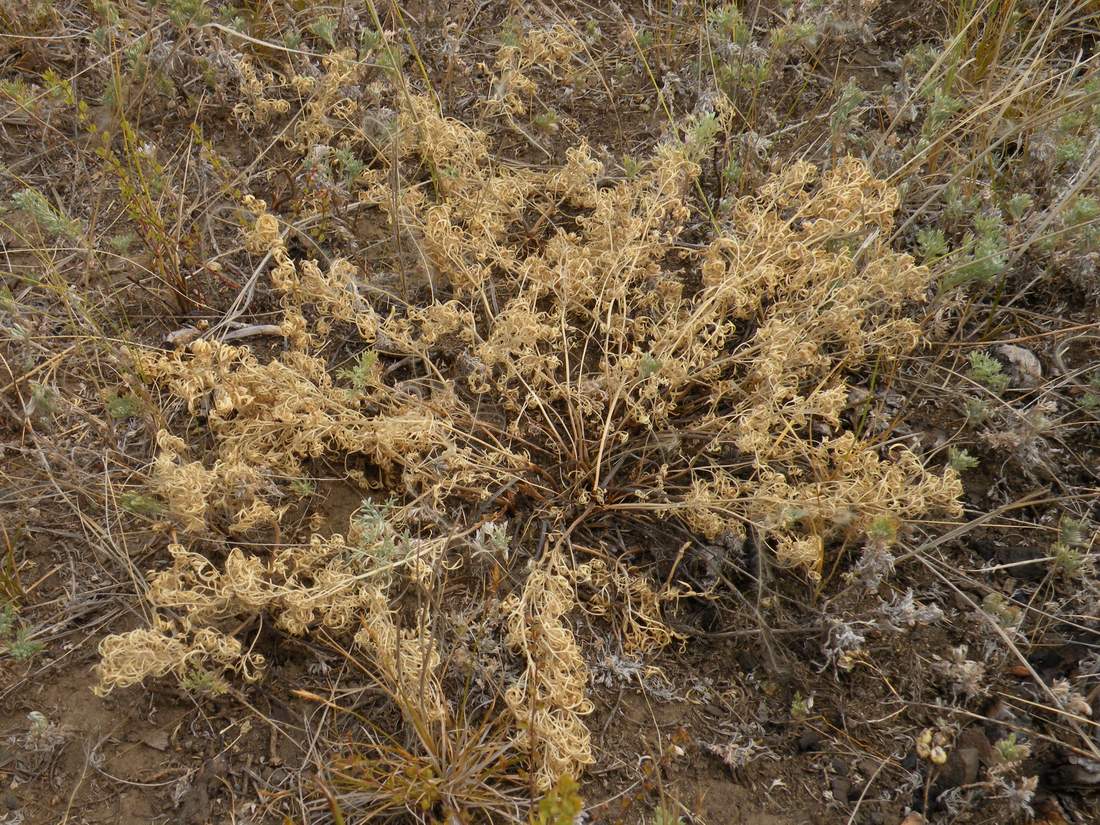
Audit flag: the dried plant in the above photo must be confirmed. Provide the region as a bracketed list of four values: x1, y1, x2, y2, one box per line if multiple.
[96, 83, 962, 791]
[502, 552, 594, 789]
[484, 23, 583, 117]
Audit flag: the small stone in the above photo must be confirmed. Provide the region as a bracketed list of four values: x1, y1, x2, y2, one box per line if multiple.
[938, 747, 980, 790]
[140, 730, 170, 751]
[997, 344, 1042, 388]
[797, 730, 822, 752]
[831, 778, 851, 804]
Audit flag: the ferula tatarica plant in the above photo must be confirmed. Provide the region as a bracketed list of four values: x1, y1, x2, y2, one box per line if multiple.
[96, 86, 962, 789]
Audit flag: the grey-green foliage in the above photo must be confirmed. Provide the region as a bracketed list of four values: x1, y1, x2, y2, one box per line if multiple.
[475, 521, 511, 557]
[944, 213, 1007, 290]
[8, 629, 44, 660]
[1064, 195, 1100, 249]
[11, 188, 82, 240]
[1082, 372, 1100, 411]
[350, 499, 409, 567]
[338, 350, 378, 392]
[1, 604, 44, 661]
[0, 604, 14, 638]
[1005, 193, 1033, 222]
[922, 87, 962, 137]
[709, 4, 750, 46]
[180, 666, 228, 695]
[943, 183, 980, 224]
[120, 491, 164, 515]
[916, 227, 949, 262]
[1051, 515, 1091, 578]
[831, 79, 866, 138]
[308, 16, 337, 48]
[163, 0, 210, 28]
[106, 392, 142, 418]
[332, 147, 366, 187]
[967, 351, 1009, 393]
[947, 446, 979, 473]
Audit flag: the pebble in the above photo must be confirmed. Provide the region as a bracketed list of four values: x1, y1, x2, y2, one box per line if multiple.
[937, 746, 980, 791]
[797, 730, 822, 752]
[831, 777, 851, 803]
